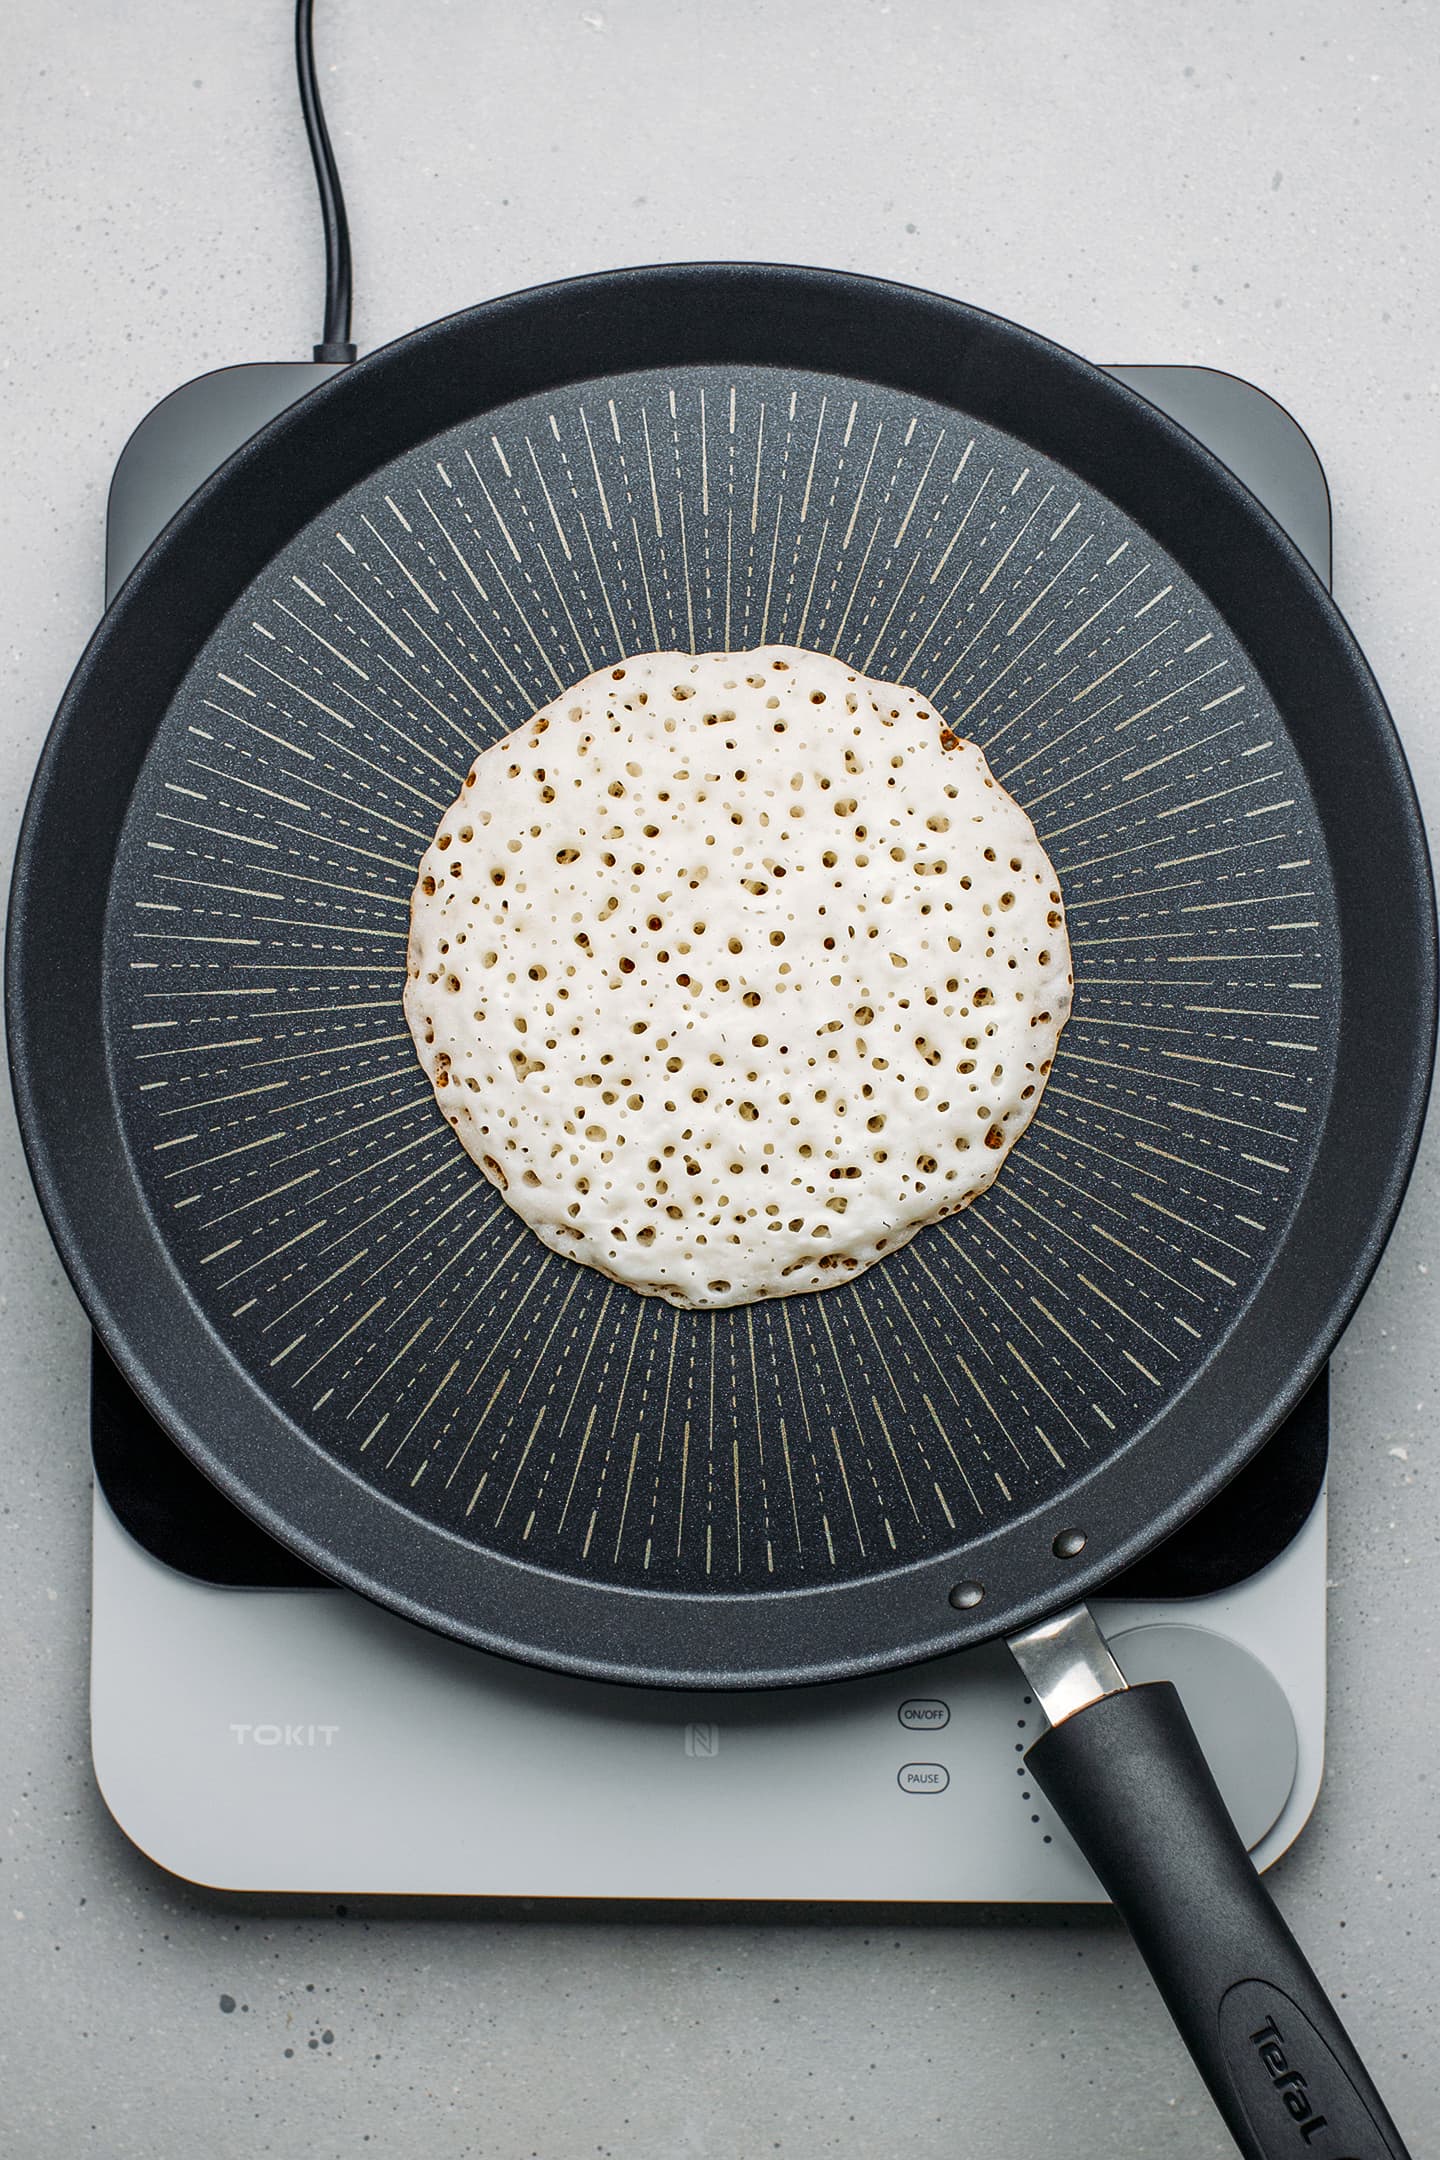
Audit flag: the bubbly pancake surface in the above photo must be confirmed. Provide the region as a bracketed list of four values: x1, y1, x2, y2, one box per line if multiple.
[404, 647, 1072, 1308]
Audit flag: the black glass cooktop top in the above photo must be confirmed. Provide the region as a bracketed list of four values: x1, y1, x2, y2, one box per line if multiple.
[93, 1340, 1327, 1604]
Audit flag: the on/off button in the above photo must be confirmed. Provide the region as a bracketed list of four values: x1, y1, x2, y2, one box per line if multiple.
[898, 1698, 950, 1731]
[898, 1762, 950, 1794]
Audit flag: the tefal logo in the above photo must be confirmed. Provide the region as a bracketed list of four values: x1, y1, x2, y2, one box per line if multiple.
[229, 1723, 340, 1748]
[1249, 2014, 1331, 2145]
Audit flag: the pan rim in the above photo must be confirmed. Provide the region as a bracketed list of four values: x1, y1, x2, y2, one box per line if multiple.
[7, 261, 1435, 1687]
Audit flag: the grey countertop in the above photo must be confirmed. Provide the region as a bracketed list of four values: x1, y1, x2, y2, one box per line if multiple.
[3, 3, 1439, 2153]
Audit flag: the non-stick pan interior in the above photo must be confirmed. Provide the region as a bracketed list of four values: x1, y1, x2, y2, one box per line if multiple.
[103, 358, 1339, 1598]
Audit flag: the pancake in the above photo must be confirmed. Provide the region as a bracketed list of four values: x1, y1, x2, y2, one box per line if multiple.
[404, 646, 1072, 1308]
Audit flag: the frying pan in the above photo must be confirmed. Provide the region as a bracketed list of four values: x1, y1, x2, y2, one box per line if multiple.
[7, 266, 1432, 2157]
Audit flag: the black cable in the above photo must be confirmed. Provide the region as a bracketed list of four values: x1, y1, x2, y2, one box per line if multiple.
[295, 0, 357, 364]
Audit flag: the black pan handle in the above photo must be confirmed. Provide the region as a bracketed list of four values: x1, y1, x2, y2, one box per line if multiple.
[1026, 1681, 1411, 2160]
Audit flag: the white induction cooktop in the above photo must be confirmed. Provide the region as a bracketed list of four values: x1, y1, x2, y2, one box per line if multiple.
[91, 354, 1334, 1899]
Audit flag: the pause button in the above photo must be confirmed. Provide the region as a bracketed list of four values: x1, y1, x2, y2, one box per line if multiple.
[897, 1762, 950, 1794]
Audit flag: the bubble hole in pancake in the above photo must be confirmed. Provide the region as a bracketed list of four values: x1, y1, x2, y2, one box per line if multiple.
[404, 646, 1073, 1309]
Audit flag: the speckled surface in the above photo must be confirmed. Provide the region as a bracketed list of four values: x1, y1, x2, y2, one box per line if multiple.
[2, 2, 1438, 2154]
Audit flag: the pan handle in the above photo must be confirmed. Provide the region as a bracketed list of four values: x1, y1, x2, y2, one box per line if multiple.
[1015, 1610, 1411, 2160]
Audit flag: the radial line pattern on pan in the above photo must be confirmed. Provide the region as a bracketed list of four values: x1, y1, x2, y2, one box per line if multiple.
[106, 366, 1337, 1592]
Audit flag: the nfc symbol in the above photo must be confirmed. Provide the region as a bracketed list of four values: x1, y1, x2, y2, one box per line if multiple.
[684, 1722, 721, 1759]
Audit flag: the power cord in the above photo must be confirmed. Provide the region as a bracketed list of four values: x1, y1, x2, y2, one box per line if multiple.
[295, 0, 357, 364]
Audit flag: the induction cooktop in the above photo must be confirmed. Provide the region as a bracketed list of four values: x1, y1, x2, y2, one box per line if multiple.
[90, 355, 1336, 1899]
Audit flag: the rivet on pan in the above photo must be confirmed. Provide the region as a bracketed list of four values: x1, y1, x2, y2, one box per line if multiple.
[948, 1580, 985, 1611]
[1052, 1528, 1087, 1559]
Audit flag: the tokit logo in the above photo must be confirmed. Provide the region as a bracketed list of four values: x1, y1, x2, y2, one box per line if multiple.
[229, 1723, 340, 1748]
